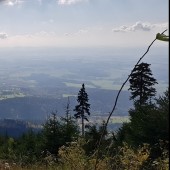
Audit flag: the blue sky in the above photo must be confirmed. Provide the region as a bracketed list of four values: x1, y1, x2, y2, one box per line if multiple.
[0, 0, 169, 49]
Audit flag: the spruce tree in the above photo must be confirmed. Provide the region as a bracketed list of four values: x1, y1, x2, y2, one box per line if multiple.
[60, 97, 79, 142]
[74, 83, 90, 137]
[42, 112, 62, 155]
[129, 62, 158, 105]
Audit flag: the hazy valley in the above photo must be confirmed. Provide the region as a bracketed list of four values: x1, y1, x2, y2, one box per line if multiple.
[0, 47, 168, 134]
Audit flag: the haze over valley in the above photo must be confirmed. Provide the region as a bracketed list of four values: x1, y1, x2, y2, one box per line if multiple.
[0, 47, 168, 129]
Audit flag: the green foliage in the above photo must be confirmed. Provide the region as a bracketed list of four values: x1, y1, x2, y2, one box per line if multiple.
[58, 139, 169, 170]
[58, 138, 111, 170]
[156, 89, 169, 113]
[60, 97, 80, 143]
[0, 136, 16, 160]
[0, 140, 168, 169]
[42, 112, 63, 155]
[156, 33, 169, 41]
[115, 122, 133, 146]
[84, 122, 109, 156]
[58, 139, 88, 170]
[0, 110, 79, 166]
[0, 130, 43, 165]
[15, 130, 43, 164]
[116, 89, 169, 161]
[42, 109, 80, 156]
[111, 143, 150, 170]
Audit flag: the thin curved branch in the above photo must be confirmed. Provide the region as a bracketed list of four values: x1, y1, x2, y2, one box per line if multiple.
[94, 29, 167, 170]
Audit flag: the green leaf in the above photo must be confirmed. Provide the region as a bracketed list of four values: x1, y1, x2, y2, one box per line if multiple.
[156, 33, 169, 42]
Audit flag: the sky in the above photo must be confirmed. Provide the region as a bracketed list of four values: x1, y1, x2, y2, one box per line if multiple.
[0, 0, 169, 50]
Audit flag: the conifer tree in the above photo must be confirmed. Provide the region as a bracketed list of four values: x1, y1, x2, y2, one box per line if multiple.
[60, 97, 79, 142]
[42, 112, 62, 155]
[74, 84, 90, 137]
[129, 62, 158, 105]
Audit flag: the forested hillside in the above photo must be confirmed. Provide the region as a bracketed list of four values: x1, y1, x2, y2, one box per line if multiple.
[0, 84, 168, 169]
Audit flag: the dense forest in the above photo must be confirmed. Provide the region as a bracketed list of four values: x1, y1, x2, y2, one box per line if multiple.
[0, 61, 169, 170]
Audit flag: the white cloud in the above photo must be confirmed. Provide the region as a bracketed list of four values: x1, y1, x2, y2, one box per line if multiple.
[112, 21, 168, 33]
[58, 0, 85, 5]
[152, 23, 169, 30]
[0, 0, 24, 6]
[113, 21, 152, 32]
[1, 25, 168, 48]
[0, 32, 8, 39]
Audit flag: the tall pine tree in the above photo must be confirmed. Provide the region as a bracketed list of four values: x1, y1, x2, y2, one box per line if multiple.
[74, 84, 90, 137]
[129, 62, 158, 105]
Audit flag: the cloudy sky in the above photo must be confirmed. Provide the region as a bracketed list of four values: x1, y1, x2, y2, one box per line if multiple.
[0, 0, 169, 49]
